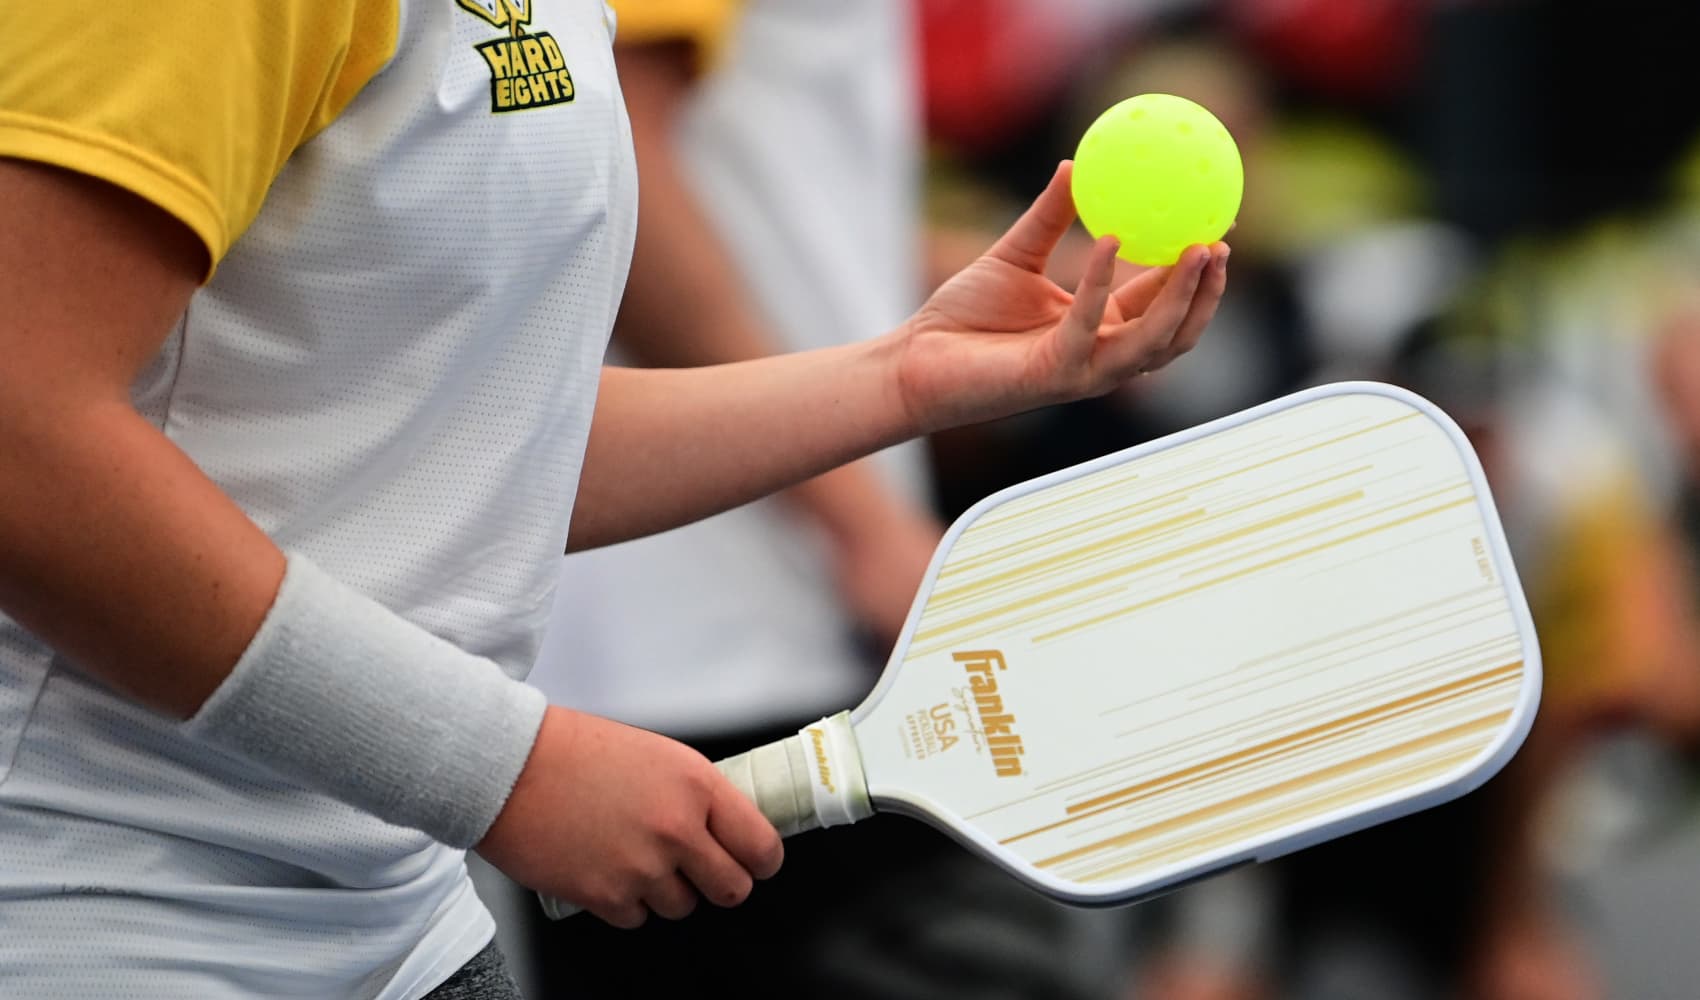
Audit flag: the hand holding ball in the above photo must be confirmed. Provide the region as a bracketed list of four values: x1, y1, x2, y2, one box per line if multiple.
[1072, 94, 1243, 267]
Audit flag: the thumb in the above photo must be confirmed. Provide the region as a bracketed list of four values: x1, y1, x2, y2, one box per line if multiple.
[986, 161, 1078, 274]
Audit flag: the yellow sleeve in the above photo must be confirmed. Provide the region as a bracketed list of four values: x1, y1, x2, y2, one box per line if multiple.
[0, 3, 399, 275]
[610, 0, 738, 63]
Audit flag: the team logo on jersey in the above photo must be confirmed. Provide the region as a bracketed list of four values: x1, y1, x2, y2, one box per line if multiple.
[457, 0, 576, 113]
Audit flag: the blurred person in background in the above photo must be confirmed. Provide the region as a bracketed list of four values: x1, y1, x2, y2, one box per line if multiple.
[1466, 211, 1700, 1000]
[519, 2, 1141, 996]
[1422, 1, 1700, 975]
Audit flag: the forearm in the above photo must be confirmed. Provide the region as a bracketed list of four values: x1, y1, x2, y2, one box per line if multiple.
[0, 391, 283, 722]
[0, 373, 549, 847]
[571, 162, 1226, 550]
[569, 338, 919, 550]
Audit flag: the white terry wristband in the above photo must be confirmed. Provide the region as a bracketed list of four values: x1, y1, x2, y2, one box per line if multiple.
[184, 553, 548, 848]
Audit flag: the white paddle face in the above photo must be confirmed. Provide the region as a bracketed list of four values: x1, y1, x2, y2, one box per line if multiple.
[852, 383, 1540, 905]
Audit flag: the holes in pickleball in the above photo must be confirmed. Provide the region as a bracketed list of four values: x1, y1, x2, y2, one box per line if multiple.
[1128, 108, 1147, 121]
[1177, 122, 1194, 136]
[1197, 158, 1212, 174]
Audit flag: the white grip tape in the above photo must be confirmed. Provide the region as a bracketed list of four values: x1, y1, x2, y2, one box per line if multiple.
[538, 712, 871, 920]
[799, 711, 872, 829]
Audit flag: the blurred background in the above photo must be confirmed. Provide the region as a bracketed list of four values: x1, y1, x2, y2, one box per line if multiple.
[917, 1, 1700, 997]
[490, 1, 1700, 997]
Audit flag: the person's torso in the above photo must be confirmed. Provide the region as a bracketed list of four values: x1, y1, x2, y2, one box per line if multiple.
[0, 2, 635, 995]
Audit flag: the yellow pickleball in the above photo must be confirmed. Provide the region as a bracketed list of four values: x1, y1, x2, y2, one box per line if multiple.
[1072, 93, 1243, 267]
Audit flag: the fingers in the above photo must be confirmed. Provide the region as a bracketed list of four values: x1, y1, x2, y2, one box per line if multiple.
[679, 836, 755, 909]
[707, 780, 784, 881]
[1096, 245, 1213, 376]
[588, 896, 650, 930]
[641, 781, 777, 919]
[1055, 236, 1120, 367]
[1152, 244, 1229, 368]
[1140, 245, 1211, 346]
[642, 872, 701, 921]
[640, 780, 777, 918]
[986, 161, 1077, 274]
[589, 805, 770, 926]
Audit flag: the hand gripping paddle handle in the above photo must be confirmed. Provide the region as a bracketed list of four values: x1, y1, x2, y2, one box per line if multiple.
[538, 711, 871, 920]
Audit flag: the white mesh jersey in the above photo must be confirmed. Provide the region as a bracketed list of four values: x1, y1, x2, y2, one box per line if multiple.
[0, 1, 635, 996]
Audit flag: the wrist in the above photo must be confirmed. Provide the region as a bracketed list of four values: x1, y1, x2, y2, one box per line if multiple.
[476, 703, 572, 862]
[882, 311, 1062, 436]
[874, 321, 937, 438]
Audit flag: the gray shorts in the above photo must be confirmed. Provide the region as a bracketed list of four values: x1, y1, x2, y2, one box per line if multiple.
[423, 942, 522, 1000]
